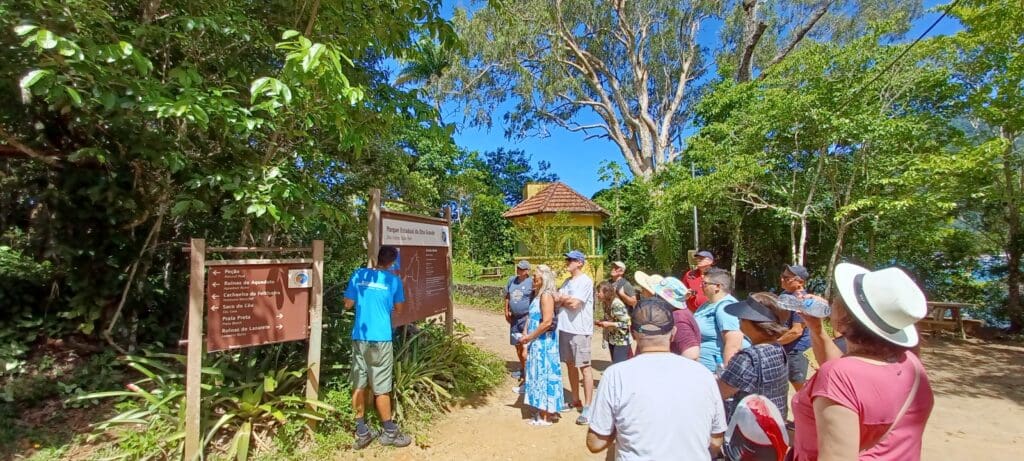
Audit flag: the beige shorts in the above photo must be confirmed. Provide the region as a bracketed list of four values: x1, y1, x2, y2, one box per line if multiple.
[350, 341, 394, 394]
[558, 332, 591, 367]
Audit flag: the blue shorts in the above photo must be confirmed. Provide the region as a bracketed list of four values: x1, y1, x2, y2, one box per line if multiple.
[510, 314, 528, 345]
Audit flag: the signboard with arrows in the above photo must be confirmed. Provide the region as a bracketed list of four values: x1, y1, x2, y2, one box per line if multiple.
[205, 263, 311, 352]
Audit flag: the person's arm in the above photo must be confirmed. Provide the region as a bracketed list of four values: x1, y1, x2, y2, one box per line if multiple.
[504, 291, 512, 324]
[722, 330, 743, 366]
[681, 346, 699, 360]
[586, 429, 614, 454]
[804, 314, 843, 366]
[520, 294, 554, 344]
[709, 432, 725, 459]
[777, 321, 805, 346]
[717, 380, 739, 400]
[813, 397, 860, 461]
[616, 286, 637, 308]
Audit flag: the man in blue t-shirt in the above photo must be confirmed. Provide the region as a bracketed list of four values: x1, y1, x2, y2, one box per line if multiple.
[504, 260, 533, 389]
[343, 245, 410, 449]
[777, 264, 813, 393]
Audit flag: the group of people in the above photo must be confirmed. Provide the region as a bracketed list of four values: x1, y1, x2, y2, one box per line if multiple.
[505, 251, 935, 460]
[339, 245, 934, 460]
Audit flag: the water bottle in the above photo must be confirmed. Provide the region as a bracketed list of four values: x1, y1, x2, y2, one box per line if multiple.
[512, 332, 524, 343]
[714, 355, 725, 377]
[778, 293, 832, 318]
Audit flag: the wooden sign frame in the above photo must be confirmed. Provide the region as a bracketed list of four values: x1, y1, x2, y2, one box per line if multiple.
[366, 188, 455, 334]
[183, 240, 324, 460]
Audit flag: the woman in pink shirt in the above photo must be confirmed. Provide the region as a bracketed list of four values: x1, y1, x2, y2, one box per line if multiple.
[789, 264, 933, 461]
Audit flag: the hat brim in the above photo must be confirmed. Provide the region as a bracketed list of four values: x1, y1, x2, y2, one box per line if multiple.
[724, 299, 774, 323]
[834, 263, 918, 348]
[634, 271, 657, 294]
[656, 289, 686, 310]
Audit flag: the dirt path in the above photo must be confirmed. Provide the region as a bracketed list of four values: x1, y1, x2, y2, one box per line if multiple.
[344, 305, 1024, 460]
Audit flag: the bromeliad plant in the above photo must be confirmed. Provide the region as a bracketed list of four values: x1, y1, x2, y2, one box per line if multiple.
[74, 346, 334, 460]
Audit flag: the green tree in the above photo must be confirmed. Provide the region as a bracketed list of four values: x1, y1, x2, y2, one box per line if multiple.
[444, 0, 920, 178]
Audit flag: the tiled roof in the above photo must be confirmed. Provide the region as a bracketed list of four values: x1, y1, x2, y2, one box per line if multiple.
[503, 182, 609, 218]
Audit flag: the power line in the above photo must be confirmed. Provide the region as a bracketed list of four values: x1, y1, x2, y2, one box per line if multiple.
[842, 0, 962, 105]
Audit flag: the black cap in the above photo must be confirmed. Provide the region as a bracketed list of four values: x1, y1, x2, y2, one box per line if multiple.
[724, 297, 780, 323]
[631, 298, 675, 335]
[784, 264, 810, 281]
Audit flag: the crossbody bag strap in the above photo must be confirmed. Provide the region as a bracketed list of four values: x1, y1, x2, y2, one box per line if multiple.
[861, 352, 921, 453]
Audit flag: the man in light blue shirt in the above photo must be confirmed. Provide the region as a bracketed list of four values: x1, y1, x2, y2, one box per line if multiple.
[693, 268, 749, 373]
[344, 245, 410, 449]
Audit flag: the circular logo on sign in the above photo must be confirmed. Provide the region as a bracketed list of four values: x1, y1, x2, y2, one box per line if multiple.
[294, 272, 309, 285]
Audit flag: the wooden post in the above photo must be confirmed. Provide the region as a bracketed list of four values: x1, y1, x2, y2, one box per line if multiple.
[444, 206, 455, 335]
[368, 188, 382, 267]
[184, 239, 205, 461]
[305, 240, 324, 426]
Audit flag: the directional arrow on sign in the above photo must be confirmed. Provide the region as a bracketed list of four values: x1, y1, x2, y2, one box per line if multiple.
[275, 324, 283, 330]
[211, 294, 219, 300]
[211, 305, 219, 311]
[212, 282, 220, 287]
[276, 313, 284, 319]
[212, 270, 221, 275]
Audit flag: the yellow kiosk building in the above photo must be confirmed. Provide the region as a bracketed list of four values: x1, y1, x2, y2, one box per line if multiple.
[503, 182, 609, 281]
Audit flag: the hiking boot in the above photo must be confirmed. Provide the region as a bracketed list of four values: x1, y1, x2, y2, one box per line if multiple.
[379, 427, 412, 447]
[353, 428, 378, 449]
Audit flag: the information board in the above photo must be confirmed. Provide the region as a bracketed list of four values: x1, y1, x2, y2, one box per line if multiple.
[380, 211, 452, 326]
[205, 263, 311, 352]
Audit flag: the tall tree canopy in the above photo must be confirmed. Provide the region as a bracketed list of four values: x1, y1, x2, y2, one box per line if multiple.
[442, 0, 920, 178]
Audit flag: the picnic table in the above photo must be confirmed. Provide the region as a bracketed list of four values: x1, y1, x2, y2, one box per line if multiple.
[921, 301, 975, 340]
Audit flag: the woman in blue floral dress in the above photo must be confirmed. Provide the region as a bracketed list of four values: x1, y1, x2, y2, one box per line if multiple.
[517, 264, 563, 426]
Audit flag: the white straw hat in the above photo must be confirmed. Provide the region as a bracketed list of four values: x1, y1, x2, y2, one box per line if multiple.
[833, 263, 928, 347]
[634, 271, 663, 295]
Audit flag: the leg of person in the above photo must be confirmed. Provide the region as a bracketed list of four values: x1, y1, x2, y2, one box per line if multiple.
[368, 341, 411, 448]
[574, 333, 593, 425]
[350, 341, 378, 449]
[560, 332, 581, 410]
[788, 349, 809, 394]
[609, 344, 629, 364]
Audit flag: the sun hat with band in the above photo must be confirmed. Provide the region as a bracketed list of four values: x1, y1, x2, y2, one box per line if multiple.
[634, 272, 690, 309]
[833, 263, 928, 348]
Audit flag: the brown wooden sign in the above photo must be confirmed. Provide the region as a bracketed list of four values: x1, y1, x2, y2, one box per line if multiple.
[379, 210, 452, 326]
[205, 263, 311, 352]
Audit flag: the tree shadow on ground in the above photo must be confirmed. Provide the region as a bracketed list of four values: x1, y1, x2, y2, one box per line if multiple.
[920, 334, 1024, 404]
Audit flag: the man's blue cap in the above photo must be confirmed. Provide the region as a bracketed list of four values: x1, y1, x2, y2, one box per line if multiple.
[695, 250, 714, 261]
[785, 264, 810, 281]
[564, 250, 586, 262]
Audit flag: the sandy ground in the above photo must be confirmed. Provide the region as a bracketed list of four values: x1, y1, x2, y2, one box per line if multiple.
[341, 305, 1024, 460]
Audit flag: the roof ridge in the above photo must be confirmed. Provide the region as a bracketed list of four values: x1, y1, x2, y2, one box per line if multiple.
[538, 182, 558, 213]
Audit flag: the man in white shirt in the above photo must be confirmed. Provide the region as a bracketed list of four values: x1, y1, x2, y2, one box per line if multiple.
[556, 250, 595, 425]
[587, 299, 727, 460]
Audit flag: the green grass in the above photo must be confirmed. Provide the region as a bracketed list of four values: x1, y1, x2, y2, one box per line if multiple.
[453, 291, 505, 313]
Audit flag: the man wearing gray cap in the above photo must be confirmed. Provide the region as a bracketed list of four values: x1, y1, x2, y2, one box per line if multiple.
[587, 300, 727, 459]
[505, 260, 533, 391]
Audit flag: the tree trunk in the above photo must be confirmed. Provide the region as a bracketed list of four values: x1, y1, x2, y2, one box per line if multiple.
[1001, 127, 1022, 332]
[823, 220, 854, 299]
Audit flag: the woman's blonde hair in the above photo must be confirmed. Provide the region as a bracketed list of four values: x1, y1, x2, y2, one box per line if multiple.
[532, 264, 558, 298]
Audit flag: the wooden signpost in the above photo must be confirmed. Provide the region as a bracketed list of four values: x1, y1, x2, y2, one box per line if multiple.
[183, 241, 324, 460]
[366, 189, 455, 333]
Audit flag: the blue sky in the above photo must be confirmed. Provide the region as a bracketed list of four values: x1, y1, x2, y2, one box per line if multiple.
[439, 1, 963, 198]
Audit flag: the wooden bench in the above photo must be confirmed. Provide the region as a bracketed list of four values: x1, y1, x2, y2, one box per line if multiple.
[916, 301, 980, 339]
[478, 266, 502, 279]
